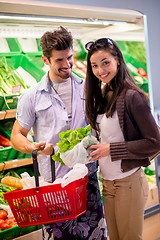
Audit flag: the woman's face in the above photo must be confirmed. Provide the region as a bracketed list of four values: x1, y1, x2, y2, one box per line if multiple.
[90, 49, 119, 85]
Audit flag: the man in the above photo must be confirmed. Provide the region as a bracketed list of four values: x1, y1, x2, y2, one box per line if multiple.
[11, 26, 107, 239]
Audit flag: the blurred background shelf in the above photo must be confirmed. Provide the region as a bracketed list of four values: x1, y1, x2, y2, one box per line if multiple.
[0, 157, 33, 171]
[0, 109, 16, 120]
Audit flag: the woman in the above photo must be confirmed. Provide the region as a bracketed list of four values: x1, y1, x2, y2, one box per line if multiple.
[84, 38, 160, 240]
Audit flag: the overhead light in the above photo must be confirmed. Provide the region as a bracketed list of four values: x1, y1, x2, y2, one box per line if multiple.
[0, 13, 127, 26]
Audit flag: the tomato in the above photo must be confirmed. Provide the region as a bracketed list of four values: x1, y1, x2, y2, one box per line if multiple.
[0, 210, 7, 220]
[9, 222, 18, 228]
[5, 218, 15, 225]
[0, 219, 5, 228]
[1, 222, 10, 230]
[137, 68, 148, 78]
[7, 216, 16, 222]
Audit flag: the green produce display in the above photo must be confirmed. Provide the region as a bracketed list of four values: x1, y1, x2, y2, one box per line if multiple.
[0, 134, 11, 148]
[52, 125, 91, 165]
[118, 41, 147, 68]
[0, 184, 15, 205]
[0, 170, 20, 205]
[0, 56, 27, 95]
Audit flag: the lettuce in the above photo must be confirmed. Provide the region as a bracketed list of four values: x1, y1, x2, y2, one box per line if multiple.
[52, 125, 91, 165]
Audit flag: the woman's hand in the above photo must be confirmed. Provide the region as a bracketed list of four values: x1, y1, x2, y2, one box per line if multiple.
[34, 142, 53, 155]
[88, 143, 110, 161]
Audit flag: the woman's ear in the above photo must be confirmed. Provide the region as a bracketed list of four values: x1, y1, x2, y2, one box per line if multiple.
[42, 55, 50, 65]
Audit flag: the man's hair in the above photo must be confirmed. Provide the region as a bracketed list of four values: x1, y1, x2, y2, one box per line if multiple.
[40, 26, 73, 60]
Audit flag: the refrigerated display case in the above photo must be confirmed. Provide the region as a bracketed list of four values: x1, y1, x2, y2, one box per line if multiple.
[0, 1, 159, 239]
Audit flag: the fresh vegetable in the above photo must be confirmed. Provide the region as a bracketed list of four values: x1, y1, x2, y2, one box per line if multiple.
[0, 222, 10, 230]
[5, 216, 16, 225]
[0, 134, 11, 147]
[9, 222, 18, 228]
[0, 213, 17, 230]
[0, 56, 27, 95]
[0, 204, 13, 218]
[0, 183, 15, 205]
[52, 125, 92, 165]
[121, 41, 147, 66]
[7, 216, 16, 222]
[134, 76, 144, 84]
[0, 169, 21, 182]
[0, 208, 17, 230]
[137, 68, 148, 78]
[0, 217, 17, 230]
[0, 219, 4, 228]
[0, 210, 7, 220]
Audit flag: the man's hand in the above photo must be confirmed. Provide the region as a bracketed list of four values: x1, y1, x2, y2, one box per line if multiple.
[34, 142, 53, 155]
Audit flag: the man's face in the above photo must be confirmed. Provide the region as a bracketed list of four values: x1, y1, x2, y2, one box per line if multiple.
[42, 48, 73, 82]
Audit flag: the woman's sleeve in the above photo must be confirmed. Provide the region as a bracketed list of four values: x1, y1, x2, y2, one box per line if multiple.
[110, 91, 160, 161]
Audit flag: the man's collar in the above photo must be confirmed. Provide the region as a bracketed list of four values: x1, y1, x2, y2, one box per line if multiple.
[37, 71, 83, 92]
[37, 73, 51, 92]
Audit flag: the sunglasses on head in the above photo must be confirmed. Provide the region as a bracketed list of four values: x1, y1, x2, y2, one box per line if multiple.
[85, 38, 113, 51]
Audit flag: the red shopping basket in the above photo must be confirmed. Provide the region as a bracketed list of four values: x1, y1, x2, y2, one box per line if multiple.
[3, 149, 88, 228]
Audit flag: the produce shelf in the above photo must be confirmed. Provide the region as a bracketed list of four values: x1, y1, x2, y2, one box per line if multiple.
[0, 146, 13, 162]
[0, 95, 19, 112]
[26, 52, 48, 73]
[0, 38, 22, 56]
[0, 111, 6, 120]
[0, 118, 15, 139]
[18, 38, 42, 54]
[0, 54, 45, 84]
[0, 54, 46, 111]
[0, 109, 17, 120]
[5, 109, 17, 119]
[0, 157, 34, 171]
[0, 225, 42, 240]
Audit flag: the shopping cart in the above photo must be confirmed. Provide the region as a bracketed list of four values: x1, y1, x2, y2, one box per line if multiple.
[3, 148, 88, 227]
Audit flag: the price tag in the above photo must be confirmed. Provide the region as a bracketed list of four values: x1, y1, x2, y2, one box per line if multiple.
[12, 84, 21, 93]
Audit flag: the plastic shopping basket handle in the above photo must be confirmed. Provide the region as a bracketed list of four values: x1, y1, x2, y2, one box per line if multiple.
[32, 148, 44, 190]
[32, 148, 55, 189]
[50, 149, 55, 183]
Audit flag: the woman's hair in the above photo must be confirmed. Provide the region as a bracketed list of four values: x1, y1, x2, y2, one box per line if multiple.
[40, 26, 73, 61]
[85, 38, 148, 130]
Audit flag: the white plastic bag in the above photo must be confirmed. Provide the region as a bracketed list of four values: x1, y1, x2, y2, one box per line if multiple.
[60, 135, 98, 167]
[20, 172, 48, 189]
[0, 204, 13, 218]
[58, 163, 88, 187]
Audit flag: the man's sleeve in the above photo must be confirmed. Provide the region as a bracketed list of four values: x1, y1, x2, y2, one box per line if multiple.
[16, 91, 35, 130]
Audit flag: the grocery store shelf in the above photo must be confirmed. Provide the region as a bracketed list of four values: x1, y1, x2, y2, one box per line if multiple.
[0, 109, 16, 120]
[0, 157, 33, 171]
[0, 111, 6, 120]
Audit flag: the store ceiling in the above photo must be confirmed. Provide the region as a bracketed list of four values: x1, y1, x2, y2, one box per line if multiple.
[0, 0, 145, 41]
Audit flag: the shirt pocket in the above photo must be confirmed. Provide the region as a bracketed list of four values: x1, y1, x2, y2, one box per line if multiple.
[35, 96, 54, 127]
[35, 95, 52, 112]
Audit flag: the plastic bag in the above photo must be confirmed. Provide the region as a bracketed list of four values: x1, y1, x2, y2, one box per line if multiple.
[20, 172, 48, 189]
[60, 135, 98, 167]
[53, 163, 88, 187]
[0, 204, 13, 218]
